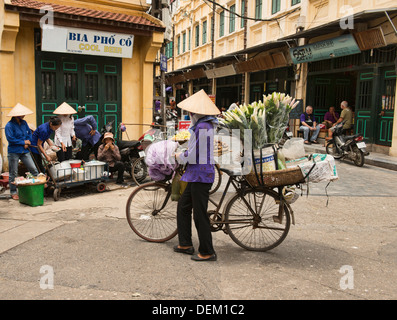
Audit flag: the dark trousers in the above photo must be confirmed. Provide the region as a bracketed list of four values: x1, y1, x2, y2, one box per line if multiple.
[76, 141, 101, 161]
[177, 182, 214, 255]
[109, 161, 125, 183]
[31, 152, 45, 173]
[56, 146, 72, 162]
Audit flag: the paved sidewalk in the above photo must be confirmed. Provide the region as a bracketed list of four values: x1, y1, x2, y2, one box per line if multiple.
[304, 143, 397, 171]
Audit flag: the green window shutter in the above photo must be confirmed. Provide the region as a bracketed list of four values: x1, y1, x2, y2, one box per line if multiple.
[220, 11, 224, 37]
[229, 5, 235, 33]
[202, 20, 207, 44]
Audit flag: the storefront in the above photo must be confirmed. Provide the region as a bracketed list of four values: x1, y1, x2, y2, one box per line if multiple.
[306, 45, 396, 146]
[250, 66, 294, 103]
[0, 0, 165, 168]
[281, 9, 397, 152]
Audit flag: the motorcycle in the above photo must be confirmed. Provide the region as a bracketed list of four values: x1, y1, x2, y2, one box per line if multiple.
[101, 121, 143, 177]
[325, 122, 369, 167]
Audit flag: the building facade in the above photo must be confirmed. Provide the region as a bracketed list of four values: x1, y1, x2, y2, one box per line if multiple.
[0, 0, 165, 169]
[166, 0, 397, 155]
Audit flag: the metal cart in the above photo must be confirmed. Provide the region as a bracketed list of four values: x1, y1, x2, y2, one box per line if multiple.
[30, 147, 109, 201]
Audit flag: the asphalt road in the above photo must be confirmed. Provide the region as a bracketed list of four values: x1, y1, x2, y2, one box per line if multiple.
[0, 160, 397, 303]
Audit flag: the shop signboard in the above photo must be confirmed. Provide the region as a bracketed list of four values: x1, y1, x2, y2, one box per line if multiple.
[178, 120, 191, 130]
[160, 54, 167, 72]
[42, 26, 134, 58]
[289, 34, 360, 64]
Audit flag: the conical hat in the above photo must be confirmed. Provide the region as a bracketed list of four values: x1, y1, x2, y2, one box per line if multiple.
[177, 90, 219, 115]
[7, 103, 34, 117]
[53, 102, 77, 115]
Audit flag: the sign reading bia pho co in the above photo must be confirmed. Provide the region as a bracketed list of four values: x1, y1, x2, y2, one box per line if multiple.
[42, 26, 134, 58]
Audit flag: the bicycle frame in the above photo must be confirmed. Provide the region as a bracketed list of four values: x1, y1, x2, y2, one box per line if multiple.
[208, 175, 264, 226]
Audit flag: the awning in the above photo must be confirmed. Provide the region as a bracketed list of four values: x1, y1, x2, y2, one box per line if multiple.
[278, 8, 397, 41]
[166, 39, 290, 82]
[5, 0, 165, 36]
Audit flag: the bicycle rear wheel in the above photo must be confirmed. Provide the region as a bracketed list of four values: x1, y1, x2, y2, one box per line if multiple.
[224, 188, 290, 252]
[131, 157, 149, 186]
[126, 182, 178, 242]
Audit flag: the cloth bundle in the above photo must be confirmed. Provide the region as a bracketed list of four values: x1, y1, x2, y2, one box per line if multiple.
[145, 140, 179, 181]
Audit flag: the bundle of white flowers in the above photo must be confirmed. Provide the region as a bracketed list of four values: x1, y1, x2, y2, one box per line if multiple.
[219, 92, 299, 148]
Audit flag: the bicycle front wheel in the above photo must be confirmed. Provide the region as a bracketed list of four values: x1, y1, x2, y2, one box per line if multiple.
[126, 182, 178, 242]
[224, 188, 290, 252]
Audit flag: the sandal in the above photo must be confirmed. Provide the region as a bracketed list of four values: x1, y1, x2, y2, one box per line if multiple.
[11, 194, 19, 200]
[311, 140, 319, 144]
[304, 140, 311, 145]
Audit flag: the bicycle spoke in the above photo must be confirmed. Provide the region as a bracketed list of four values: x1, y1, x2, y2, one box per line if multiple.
[225, 189, 290, 251]
[126, 182, 178, 242]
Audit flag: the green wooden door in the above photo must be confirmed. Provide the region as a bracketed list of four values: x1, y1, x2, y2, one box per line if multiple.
[35, 52, 122, 136]
[307, 75, 355, 124]
[354, 71, 376, 141]
[375, 67, 395, 146]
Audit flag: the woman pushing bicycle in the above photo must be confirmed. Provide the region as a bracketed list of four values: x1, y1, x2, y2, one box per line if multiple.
[174, 90, 220, 262]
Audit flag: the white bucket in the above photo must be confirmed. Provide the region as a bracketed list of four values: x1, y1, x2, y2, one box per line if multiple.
[72, 168, 86, 181]
[84, 161, 106, 180]
[49, 161, 72, 181]
[253, 147, 276, 173]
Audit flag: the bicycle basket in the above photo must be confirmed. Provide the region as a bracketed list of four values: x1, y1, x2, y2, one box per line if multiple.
[244, 144, 304, 188]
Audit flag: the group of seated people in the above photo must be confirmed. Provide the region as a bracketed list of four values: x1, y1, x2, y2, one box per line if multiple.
[299, 101, 353, 144]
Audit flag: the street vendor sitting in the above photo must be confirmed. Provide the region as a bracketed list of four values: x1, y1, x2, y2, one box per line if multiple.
[97, 132, 126, 186]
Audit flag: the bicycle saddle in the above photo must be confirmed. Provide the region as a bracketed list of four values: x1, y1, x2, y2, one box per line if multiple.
[219, 167, 242, 176]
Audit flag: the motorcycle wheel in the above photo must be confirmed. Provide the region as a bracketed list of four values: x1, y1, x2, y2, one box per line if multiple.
[326, 140, 343, 159]
[352, 147, 365, 167]
[131, 157, 149, 186]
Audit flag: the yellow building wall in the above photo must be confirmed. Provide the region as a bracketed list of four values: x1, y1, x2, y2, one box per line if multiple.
[0, 1, 164, 171]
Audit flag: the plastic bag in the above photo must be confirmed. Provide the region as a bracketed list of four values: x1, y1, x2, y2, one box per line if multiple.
[171, 171, 188, 201]
[299, 154, 338, 183]
[282, 138, 305, 160]
[146, 140, 179, 181]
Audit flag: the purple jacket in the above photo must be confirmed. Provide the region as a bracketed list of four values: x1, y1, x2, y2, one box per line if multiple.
[178, 120, 215, 183]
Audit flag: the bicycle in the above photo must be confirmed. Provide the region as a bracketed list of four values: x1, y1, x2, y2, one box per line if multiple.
[126, 167, 295, 252]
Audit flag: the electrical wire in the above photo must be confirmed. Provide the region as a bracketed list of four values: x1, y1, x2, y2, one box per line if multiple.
[202, 0, 301, 22]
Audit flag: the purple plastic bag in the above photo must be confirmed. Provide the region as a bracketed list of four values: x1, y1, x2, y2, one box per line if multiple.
[146, 140, 179, 181]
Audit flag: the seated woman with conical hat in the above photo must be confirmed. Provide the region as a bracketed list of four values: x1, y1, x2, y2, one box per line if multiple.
[4, 103, 39, 200]
[174, 90, 220, 262]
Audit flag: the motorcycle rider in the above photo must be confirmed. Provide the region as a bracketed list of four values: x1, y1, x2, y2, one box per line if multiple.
[329, 101, 353, 138]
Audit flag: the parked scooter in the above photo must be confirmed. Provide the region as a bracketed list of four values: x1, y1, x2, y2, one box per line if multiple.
[325, 122, 369, 167]
[101, 121, 143, 177]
